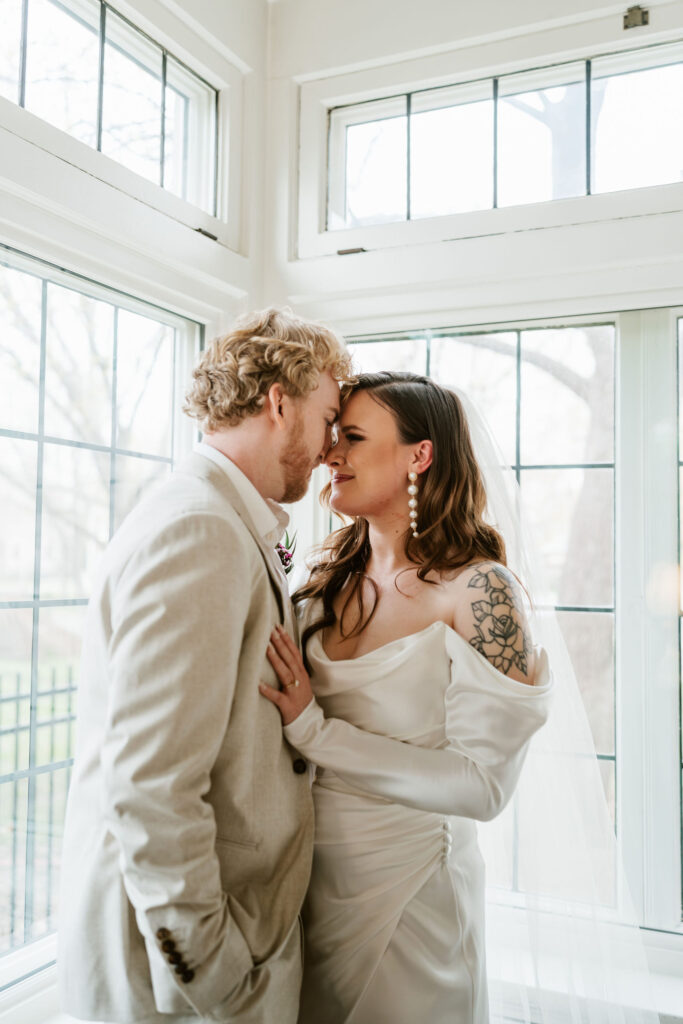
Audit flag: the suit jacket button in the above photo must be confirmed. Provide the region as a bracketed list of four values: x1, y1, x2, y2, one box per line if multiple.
[161, 939, 176, 953]
[156, 928, 170, 940]
[181, 969, 195, 983]
[293, 758, 307, 774]
[168, 951, 182, 964]
[174, 962, 188, 975]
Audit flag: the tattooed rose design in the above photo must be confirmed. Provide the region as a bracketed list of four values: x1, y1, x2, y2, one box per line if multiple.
[467, 567, 530, 674]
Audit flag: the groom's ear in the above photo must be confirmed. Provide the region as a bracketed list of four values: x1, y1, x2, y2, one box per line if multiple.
[265, 382, 289, 431]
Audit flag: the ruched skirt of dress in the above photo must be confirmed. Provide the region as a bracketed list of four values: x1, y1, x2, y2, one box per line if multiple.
[297, 773, 488, 1024]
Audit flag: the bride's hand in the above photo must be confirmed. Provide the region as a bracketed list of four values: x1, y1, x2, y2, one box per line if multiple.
[259, 625, 314, 725]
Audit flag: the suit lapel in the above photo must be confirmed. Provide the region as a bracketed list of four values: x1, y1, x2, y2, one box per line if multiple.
[180, 454, 289, 625]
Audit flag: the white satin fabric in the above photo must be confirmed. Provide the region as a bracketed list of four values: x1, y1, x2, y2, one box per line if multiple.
[283, 618, 553, 1024]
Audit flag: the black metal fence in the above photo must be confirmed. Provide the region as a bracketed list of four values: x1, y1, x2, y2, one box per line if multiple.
[0, 666, 76, 955]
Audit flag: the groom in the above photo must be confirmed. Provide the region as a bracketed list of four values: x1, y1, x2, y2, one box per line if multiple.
[59, 308, 350, 1023]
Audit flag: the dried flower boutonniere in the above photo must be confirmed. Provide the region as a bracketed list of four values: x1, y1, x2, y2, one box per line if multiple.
[276, 531, 297, 575]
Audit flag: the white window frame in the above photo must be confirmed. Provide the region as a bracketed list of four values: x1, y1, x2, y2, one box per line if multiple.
[296, 0, 683, 259]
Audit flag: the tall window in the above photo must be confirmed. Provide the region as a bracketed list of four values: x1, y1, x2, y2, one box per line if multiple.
[327, 39, 683, 229]
[0, 0, 217, 212]
[0, 248, 199, 980]
[348, 325, 616, 879]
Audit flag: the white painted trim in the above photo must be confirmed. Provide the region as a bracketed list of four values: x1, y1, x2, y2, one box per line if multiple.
[616, 309, 682, 931]
[0, 125, 251, 324]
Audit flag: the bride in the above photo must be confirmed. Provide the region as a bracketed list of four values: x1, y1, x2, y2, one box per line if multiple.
[259, 371, 554, 1023]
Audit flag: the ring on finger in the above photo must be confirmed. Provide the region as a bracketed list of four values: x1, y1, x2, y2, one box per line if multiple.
[283, 678, 300, 689]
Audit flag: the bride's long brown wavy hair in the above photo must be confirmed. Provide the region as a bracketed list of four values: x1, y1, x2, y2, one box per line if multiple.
[294, 372, 507, 663]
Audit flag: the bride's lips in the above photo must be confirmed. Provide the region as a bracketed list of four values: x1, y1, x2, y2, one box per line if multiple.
[331, 474, 354, 484]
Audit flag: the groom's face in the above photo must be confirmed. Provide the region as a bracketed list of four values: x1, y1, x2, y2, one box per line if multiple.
[279, 372, 340, 503]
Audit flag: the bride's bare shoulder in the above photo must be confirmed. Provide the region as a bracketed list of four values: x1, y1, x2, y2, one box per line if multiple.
[444, 562, 535, 684]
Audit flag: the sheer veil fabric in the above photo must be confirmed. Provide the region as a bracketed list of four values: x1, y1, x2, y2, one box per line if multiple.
[455, 390, 660, 1023]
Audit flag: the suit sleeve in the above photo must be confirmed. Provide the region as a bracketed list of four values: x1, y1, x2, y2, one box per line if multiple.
[101, 512, 254, 1016]
[284, 639, 553, 822]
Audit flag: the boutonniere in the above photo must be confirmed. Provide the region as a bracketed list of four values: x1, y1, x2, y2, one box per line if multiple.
[276, 531, 297, 575]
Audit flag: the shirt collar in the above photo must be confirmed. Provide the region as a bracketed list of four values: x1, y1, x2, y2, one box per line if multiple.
[194, 442, 289, 547]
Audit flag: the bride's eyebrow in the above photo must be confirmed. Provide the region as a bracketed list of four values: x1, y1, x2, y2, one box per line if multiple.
[341, 424, 366, 433]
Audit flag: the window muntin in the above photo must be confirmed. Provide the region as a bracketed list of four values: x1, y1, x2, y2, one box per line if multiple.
[2, 0, 218, 213]
[349, 325, 616, 876]
[0, 249, 199, 967]
[327, 40, 683, 230]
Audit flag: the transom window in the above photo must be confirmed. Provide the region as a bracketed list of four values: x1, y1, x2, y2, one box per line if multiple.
[0, 247, 199, 981]
[0, 0, 218, 212]
[328, 40, 683, 230]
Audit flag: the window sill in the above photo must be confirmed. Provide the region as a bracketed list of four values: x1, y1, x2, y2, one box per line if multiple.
[2, 925, 682, 1023]
[297, 180, 683, 260]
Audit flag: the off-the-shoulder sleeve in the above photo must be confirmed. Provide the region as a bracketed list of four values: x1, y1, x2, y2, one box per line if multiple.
[283, 637, 553, 821]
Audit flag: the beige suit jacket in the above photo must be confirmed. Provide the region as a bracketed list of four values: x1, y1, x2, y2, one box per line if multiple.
[58, 453, 314, 1022]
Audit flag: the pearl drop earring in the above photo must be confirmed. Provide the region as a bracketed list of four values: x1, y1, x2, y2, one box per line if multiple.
[408, 471, 419, 538]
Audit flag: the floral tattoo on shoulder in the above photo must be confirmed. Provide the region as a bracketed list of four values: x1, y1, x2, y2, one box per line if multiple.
[467, 565, 532, 675]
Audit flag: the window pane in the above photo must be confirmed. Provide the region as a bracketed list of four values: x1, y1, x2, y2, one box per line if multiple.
[348, 338, 427, 375]
[0, 777, 29, 950]
[116, 311, 174, 457]
[556, 610, 614, 755]
[40, 443, 110, 599]
[0, 438, 37, 601]
[0, 263, 42, 433]
[24, 0, 100, 147]
[164, 57, 216, 212]
[44, 283, 114, 446]
[517, 753, 615, 903]
[29, 764, 70, 940]
[102, 9, 162, 184]
[113, 454, 170, 531]
[329, 98, 408, 229]
[592, 49, 683, 194]
[36, 605, 83, 766]
[0, 0, 22, 103]
[520, 326, 615, 465]
[0, 609, 33, 776]
[430, 332, 518, 465]
[498, 63, 586, 207]
[410, 83, 493, 218]
[520, 467, 613, 607]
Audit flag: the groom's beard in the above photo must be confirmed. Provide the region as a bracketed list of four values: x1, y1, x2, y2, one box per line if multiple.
[280, 416, 315, 503]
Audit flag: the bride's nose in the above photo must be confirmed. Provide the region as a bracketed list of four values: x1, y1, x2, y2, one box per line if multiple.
[325, 441, 345, 467]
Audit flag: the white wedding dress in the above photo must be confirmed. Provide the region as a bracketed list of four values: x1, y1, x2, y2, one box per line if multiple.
[283, 614, 553, 1024]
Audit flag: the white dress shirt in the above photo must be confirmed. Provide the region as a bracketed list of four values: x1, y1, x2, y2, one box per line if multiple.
[194, 442, 290, 548]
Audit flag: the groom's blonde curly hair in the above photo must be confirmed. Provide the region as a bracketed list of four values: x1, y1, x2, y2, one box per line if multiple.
[184, 307, 353, 431]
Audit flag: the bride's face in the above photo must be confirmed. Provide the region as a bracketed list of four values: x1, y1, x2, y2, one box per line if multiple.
[324, 390, 419, 520]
